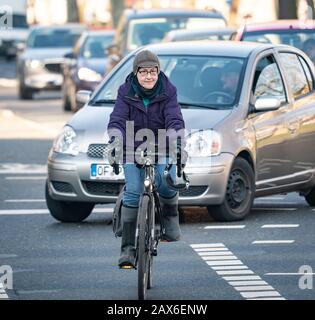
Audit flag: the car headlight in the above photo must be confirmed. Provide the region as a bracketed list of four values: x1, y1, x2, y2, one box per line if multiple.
[78, 67, 102, 82]
[53, 125, 79, 156]
[25, 59, 42, 69]
[186, 130, 221, 157]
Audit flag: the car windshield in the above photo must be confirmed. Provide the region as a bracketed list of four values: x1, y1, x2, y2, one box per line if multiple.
[81, 34, 114, 58]
[242, 29, 315, 51]
[127, 17, 226, 51]
[27, 28, 84, 48]
[92, 55, 245, 109]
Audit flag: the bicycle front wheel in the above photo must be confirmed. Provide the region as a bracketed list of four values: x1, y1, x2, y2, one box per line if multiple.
[137, 194, 153, 300]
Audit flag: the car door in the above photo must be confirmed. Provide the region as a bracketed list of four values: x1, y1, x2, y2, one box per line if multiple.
[277, 51, 315, 182]
[248, 53, 293, 189]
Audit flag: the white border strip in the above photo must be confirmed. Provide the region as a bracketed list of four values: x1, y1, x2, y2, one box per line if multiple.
[190, 243, 285, 300]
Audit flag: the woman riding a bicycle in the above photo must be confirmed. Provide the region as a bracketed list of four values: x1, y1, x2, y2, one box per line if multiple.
[107, 49, 186, 269]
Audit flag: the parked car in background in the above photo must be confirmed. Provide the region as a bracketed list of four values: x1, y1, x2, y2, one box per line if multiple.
[232, 20, 315, 63]
[106, 8, 226, 72]
[17, 24, 86, 99]
[62, 29, 115, 112]
[46, 41, 315, 223]
[163, 27, 235, 42]
[0, 0, 29, 60]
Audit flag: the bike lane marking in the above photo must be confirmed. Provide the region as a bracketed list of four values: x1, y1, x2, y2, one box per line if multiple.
[190, 243, 285, 300]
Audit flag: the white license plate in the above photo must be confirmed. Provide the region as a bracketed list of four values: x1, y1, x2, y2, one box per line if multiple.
[90, 164, 122, 180]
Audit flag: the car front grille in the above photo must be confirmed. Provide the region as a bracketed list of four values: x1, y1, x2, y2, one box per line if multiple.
[87, 144, 107, 159]
[51, 181, 74, 194]
[82, 181, 123, 197]
[44, 63, 62, 74]
[179, 186, 208, 197]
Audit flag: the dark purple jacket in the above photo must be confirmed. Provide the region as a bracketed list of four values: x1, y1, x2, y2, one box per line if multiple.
[107, 72, 185, 157]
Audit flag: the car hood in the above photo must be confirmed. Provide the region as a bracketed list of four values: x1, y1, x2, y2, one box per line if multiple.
[20, 47, 72, 61]
[79, 58, 108, 76]
[68, 105, 232, 150]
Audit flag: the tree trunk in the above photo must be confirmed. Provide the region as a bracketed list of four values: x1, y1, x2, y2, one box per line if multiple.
[278, 0, 298, 19]
[229, 0, 240, 27]
[110, 0, 125, 28]
[306, 0, 315, 19]
[67, 0, 80, 23]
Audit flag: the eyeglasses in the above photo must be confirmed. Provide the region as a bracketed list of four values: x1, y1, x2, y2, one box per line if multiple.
[138, 69, 158, 77]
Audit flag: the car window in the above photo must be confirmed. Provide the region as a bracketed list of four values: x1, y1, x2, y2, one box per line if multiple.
[279, 53, 310, 99]
[252, 55, 286, 103]
[93, 54, 245, 109]
[127, 17, 225, 51]
[27, 28, 84, 48]
[81, 35, 114, 58]
[242, 30, 315, 51]
[298, 56, 314, 91]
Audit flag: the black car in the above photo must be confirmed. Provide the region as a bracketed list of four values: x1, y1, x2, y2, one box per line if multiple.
[62, 29, 115, 112]
[106, 8, 226, 72]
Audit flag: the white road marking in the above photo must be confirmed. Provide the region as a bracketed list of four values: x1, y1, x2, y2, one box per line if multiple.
[240, 291, 281, 299]
[0, 293, 9, 299]
[261, 224, 299, 228]
[194, 248, 229, 252]
[0, 254, 17, 258]
[252, 208, 297, 211]
[252, 240, 295, 244]
[247, 297, 286, 300]
[5, 176, 46, 180]
[201, 255, 238, 261]
[204, 225, 246, 230]
[5, 199, 45, 203]
[255, 196, 285, 200]
[0, 208, 113, 215]
[0, 163, 46, 174]
[265, 273, 315, 276]
[223, 275, 262, 281]
[191, 243, 285, 300]
[198, 251, 233, 256]
[206, 260, 243, 266]
[228, 280, 269, 286]
[212, 266, 249, 270]
[234, 285, 274, 291]
[190, 243, 225, 248]
[217, 270, 254, 275]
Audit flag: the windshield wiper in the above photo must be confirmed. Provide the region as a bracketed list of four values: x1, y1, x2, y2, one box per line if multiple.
[90, 99, 116, 106]
[179, 102, 223, 110]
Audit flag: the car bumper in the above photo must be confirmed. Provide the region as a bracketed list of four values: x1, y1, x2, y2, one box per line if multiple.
[25, 72, 63, 90]
[47, 150, 234, 206]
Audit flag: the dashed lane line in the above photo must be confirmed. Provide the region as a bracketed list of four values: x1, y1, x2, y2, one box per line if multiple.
[252, 240, 295, 244]
[190, 243, 285, 300]
[261, 224, 299, 228]
[0, 208, 114, 215]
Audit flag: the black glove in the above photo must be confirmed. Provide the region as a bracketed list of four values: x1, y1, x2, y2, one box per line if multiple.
[169, 138, 188, 176]
[105, 137, 123, 174]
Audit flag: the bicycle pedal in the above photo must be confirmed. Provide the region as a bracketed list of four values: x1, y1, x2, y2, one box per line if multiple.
[119, 264, 135, 270]
[152, 249, 158, 256]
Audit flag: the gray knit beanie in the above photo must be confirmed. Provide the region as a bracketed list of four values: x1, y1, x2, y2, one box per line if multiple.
[133, 50, 160, 75]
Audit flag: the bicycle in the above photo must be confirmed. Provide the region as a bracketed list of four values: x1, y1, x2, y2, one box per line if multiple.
[112, 148, 190, 300]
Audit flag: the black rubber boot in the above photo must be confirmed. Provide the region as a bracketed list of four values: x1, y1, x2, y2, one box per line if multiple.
[118, 205, 138, 269]
[160, 194, 181, 242]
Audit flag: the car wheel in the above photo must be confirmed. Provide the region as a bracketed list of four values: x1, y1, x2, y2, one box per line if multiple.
[18, 78, 34, 100]
[45, 181, 94, 222]
[207, 158, 255, 222]
[304, 186, 315, 206]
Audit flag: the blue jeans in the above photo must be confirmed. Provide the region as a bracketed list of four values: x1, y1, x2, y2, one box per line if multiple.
[123, 161, 177, 208]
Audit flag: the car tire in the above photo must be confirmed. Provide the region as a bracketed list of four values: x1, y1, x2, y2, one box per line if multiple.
[45, 181, 94, 222]
[18, 77, 33, 100]
[304, 186, 315, 206]
[207, 157, 255, 222]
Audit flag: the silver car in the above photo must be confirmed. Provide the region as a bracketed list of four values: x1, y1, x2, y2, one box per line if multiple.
[17, 24, 86, 100]
[46, 41, 315, 222]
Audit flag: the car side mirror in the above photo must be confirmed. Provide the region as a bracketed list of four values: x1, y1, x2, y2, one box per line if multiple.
[76, 90, 92, 105]
[254, 97, 281, 112]
[64, 51, 74, 59]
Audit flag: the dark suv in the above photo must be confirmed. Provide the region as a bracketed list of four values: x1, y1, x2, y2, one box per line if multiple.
[106, 8, 226, 72]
